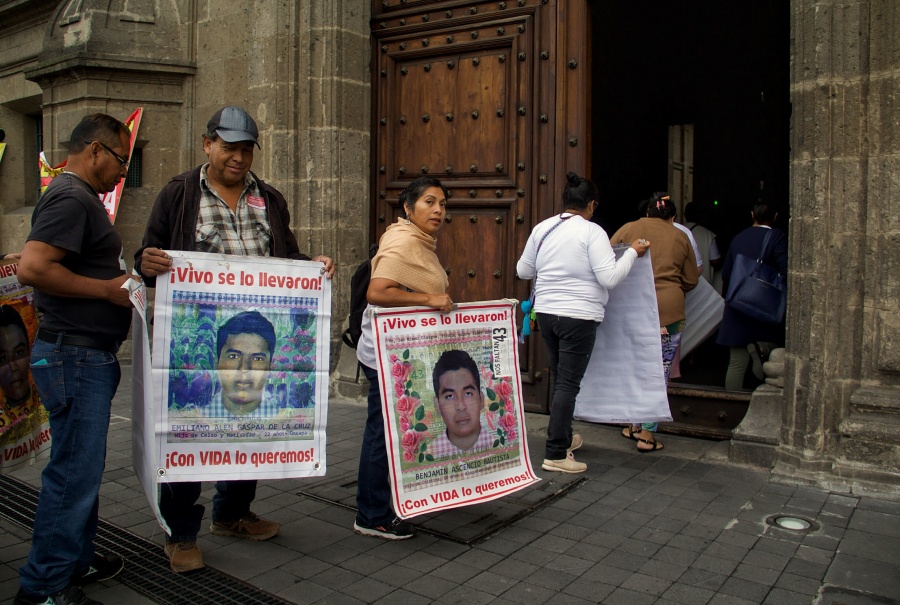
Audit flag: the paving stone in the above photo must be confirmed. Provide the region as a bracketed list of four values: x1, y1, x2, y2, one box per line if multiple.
[654, 545, 700, 567]
[718, 576, 772, 602]
[582, 562, 633, 586]
[856, 497, 900, 515]
[463, 570, 518, 596]
[763, 587, 815, 604]
[703, 540, 749, 562]
[564, 541, 611, 563]
[690, 553, 739, 576]
[371, 588, 432, 604]
[825, 553, 900, 602]
[848, 509, 900, 539]
[433, 585, 496, 605]
[742, 549, 791, 571]
[560, 577, 616, 602]
[774, 571, 822, 595]
[638, 559, 687, 582]
[601, 549, 648, 572]
[707, 594, 760, 605]
[659, 581, 716, 604]
[498, 580, 558, 604]
[620, 571, 673, 596]
[487, 557, 539, 581]
[714, 530, 759, 549]
[667, 534, 714, 553]
[339, 577, 395, 603]
[429, 560, 483, 584]
[754, 536, 800, 557]
[600, 586, 657, 605]
[731, 562, 781, 586]
[630, 526, 675, 545]
[517, 566, 579, 591]
[676, 567, 728, 591]
[782, 557, 830, 581]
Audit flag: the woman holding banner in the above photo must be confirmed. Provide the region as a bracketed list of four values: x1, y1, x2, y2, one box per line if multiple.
[612, 193, 699, 452]
[354, 176, 455, 540]
[517, 172, 649, 473]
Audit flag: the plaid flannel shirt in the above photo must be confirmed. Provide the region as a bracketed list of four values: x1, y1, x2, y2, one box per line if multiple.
[196, 164, 272, 257]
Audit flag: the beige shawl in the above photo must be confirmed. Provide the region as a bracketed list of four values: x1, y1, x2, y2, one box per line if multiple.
[371, 221, 449, 294]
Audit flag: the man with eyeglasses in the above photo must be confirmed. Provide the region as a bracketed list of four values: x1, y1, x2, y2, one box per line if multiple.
[135, 106, 334, 574]
[15, 113, 136, 605]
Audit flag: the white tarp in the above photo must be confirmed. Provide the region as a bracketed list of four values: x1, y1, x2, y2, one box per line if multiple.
[574, 248, 671, 424]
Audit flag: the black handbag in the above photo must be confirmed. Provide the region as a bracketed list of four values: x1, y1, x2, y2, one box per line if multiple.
[725, 229, 786, 323]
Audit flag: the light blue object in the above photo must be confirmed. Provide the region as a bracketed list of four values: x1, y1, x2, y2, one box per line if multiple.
[520, 299, 533, 337]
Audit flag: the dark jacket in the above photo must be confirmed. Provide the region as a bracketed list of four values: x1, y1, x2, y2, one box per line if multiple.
[135, 166, 310, 287]
[716, 225, 788, 347]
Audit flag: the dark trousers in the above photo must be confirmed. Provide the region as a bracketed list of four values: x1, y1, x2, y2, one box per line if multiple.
[355, 364, 394, 527]
[159, 480, 257, 543]
[536, 313, 599, 460]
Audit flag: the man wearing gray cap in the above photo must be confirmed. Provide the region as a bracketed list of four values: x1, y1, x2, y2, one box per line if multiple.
[135, 106, 334, 573]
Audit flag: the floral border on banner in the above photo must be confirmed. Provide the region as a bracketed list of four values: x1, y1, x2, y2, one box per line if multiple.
[372, 300, 539, 518]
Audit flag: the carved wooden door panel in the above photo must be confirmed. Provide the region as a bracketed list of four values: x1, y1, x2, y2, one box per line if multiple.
[370, 0, 590, 412]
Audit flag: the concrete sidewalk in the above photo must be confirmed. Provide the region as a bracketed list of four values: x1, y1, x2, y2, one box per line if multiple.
[1, 367, 898, 605]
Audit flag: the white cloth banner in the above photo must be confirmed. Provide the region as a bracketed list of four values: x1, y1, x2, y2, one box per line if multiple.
[574, 248, 672, 424]
[680, 276, 724, 356]
[134, 252, 330, 495]
[129, 277, 167, 531]
[371, 300, 539, 518]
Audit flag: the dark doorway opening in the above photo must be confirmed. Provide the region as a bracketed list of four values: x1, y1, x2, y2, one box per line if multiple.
[589, 1, 790, 392]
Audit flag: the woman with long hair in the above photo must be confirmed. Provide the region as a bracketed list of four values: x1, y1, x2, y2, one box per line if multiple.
[354, 176, 454, 539]
[517, 172, 648, 473]
[611, 192, 699, 452]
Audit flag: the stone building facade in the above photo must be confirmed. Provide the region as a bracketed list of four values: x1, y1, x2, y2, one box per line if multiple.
[0, 0, 896, 494]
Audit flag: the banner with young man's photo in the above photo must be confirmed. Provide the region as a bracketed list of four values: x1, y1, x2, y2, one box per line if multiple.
[0, 261, 51, 473]
[134, 252, 331, 498]
[371, 300, 539, 519]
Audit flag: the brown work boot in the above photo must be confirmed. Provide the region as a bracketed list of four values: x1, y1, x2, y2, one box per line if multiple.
[210, 511, 280, 540]
[164, 541, 204, 573]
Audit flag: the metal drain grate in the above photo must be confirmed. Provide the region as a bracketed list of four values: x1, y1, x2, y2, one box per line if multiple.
[298, 474, 587, 545]
[0, 475, 293, 605]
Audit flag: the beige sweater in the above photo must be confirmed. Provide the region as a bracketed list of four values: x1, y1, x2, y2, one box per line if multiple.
[611, 217, 699, 326]
[371, 221, 448, 294]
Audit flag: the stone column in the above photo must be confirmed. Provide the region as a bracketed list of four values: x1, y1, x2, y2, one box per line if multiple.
[781, 0, 900, 494]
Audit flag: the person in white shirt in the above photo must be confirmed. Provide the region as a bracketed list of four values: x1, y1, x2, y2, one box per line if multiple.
[516, 172, 649, 473]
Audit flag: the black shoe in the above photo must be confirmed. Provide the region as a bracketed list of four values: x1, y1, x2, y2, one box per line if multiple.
[353, 517, 416, 540]
[14, 585, 103, 605]
[73, 554, 124, 586]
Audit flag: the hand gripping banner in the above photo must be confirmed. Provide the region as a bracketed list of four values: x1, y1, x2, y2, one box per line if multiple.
[371, 300, 539, 518]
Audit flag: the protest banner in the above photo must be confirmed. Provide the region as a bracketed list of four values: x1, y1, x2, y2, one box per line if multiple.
[137, 251, 331, 486]
[0, 261, 51, 473]
[681, 275, 724, 356]
[371, 300, 539, 518]
[38, 107, 142, 224]
[574, 247, 672, 424]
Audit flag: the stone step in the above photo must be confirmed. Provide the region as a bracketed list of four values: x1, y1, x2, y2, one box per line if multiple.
[849, 387, 900, 416]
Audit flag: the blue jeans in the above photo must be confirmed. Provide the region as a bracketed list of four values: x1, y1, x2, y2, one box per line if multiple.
[159, 480, 257, 542]
[19, 338, 120, 596]
[355, 364, 393, 527]
[536, 314, 599, 460]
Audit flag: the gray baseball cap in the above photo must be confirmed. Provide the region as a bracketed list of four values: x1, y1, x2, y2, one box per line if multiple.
[206, 106, 260, 147]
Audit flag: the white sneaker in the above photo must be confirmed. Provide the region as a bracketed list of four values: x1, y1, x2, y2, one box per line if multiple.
[542, 452, 587, 474]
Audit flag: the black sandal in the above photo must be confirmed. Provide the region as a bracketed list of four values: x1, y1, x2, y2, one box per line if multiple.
[621, 426, 641, 441]
[636, 436, 664, 453]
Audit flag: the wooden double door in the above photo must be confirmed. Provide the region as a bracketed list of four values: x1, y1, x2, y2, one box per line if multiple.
[370, 0, 590, 411]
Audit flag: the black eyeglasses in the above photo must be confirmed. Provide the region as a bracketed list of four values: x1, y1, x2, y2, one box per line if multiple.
[86, 140, 129, 169]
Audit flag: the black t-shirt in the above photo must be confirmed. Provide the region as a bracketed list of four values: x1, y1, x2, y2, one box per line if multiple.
[27, 173, 131, 341]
